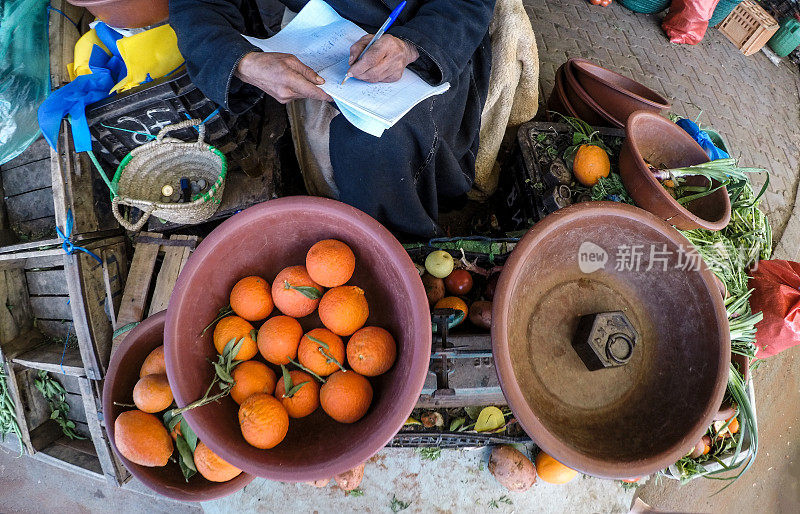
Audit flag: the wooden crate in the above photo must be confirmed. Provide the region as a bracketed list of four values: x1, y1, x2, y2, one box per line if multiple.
[0, 358, 126, 484]
[112, 233, 200, 357]
[0, 237, 128, 380]
[49, 0, 86, 90]
[719, 0, 780, 55]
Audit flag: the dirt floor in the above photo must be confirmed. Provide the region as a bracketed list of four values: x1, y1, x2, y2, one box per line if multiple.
[1, 1, 799, 513]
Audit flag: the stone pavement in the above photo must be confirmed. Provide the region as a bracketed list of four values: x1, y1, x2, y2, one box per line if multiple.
[526, 0, 800, 259]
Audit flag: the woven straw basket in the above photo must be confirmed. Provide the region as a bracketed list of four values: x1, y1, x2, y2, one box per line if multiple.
[111, 119, 227, 231]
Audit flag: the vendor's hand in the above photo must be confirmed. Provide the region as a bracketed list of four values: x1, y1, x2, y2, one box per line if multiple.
[235, 52, 332, 104]
[347, 34, 419, 83]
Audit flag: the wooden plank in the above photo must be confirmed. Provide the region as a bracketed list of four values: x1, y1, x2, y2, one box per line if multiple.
[9, 217, 57, 243]
[55, 436, 96, 457]
[78, 377, 128, 485]
[12, 344, 85, 378]
[111, 234, 163, 358]
[0, 270, 21, 344]
[37, 319, 72, 340]
[5, 188, 56, 224]
[101, 243, 128, 330]
[26, 270, 69, 295]
[0, 269, 33, 346]
[1, 159, 52, 196]
[33, 442, 104, 480]
[148, 235, 199, 316]
[29, 421, 63, 452]
[29, 295, 72, 320]
[0, 246, 64, 270]
[0, 139, 52, 171]
[2, 359, 34, 454]
[48, 1, 84, 90]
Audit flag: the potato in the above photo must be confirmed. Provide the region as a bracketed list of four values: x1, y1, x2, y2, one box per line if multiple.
[306, 478, 331, 487]
[488, 445, 536, 492]
[469, 301, 492, 329]
[421, 273, 445, 306]
[334, 462, 365, 491]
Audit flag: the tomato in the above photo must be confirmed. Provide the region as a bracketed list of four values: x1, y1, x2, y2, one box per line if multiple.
[600, 0, 611, 5]
[444, 269, 473, 295]
[590, 0, 602, 4]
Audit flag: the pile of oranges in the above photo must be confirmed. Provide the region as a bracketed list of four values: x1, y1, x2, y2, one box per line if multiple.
[113, 345, 243, 483]
[213, 239, 396, 450]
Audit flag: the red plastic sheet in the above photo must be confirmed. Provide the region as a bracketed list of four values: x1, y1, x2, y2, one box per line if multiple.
[749, 260, 800, 358]
[662, 0, 721, 44]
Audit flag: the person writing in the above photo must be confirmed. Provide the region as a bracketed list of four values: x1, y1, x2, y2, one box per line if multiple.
[169, 0, 495, 237]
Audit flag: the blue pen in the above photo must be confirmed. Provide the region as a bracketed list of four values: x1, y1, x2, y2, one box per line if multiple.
[341, 1, 407, 85]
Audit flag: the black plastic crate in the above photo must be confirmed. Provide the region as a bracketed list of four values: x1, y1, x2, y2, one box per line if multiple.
[389, 432, 530, 449]
[85, 70, 243, 171]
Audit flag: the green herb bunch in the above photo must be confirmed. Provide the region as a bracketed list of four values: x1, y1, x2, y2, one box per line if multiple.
[34, 371, 85, 440]
[0, 363, 23, 454]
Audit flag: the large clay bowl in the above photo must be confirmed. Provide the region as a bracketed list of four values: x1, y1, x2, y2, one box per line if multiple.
[165, 197, 431, 482]
[572, 59, 670, 125]
[66, 0, 168, 28]
[619, 111, 731, 231]
[103, 311, 254, 501]
[562, 61, 623, 128]
[492, 202, 730, 479]
[548, 65, 580, 119]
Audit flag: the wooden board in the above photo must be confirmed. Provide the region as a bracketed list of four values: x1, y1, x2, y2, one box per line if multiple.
[29, 296, 72, 321]
[26, 270, 70, 296]
[5, 188, 56, 227]
[0, 139, 52, 172]
[1, 159, 52, 196]
[48, 0, 84, 90]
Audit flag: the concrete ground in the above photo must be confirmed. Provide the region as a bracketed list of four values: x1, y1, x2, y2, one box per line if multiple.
[2, 1, 799, 513]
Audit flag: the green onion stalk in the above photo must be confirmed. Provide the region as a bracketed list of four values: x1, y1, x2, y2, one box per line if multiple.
[0, 362, 24, 455]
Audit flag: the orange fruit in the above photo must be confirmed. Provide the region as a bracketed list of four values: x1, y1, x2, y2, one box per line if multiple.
[306, 239, 356, 288]
[140, 345, 166, 378]
[320, 370, 373, 423]
[194, 441, 242, 482]
[433, 296, 468, 326]
[271, 265, 323, 318]
[230, 276, 274, 321]
[114, 410, 173, 467]
[238, 393, 290, 449]
[318, 286, 369, 336]
[132, 374, 173, 413]
[170, 420, 182, 441]
[535, 451, 578, 484]
[257, 315, 303, 365]
[274, 370, 320, 418]
[230, 360, 278, 405]
[213, 316, 258, 361]
[346, 327, 396, 377]
[573, 144, 610, 186]
[297, 328, 345, 377]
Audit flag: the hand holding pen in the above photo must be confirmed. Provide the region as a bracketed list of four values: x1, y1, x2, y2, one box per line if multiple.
[342, 1, 418, 84]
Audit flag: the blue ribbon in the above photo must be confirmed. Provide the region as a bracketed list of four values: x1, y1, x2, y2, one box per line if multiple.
[56, 210, 103, 264]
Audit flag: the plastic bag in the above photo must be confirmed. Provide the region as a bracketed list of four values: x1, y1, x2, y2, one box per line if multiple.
[0, 0, 50, 165]
[748, 260, 800, 358]
[663, 0, 721, 45]
[676, 118, 729, 160]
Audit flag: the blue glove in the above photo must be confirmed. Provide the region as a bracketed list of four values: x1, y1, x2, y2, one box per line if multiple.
[676, 118, 729, 161]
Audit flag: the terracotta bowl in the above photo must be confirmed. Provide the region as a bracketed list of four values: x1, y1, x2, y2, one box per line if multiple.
[548, 65, 579, 119]
[562, 61, 623, 128]
[66, 0, 168, 28]
[492, 202, 730, 479]
[102, 311, 254, 501]
[619, 111, 731, 231]
[572, 59, 670, 125]
[164, 197, 431, 481]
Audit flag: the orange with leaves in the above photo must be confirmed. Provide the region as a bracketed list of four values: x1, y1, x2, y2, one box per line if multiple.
[297, 328, 345, 377]
[194, 441, 242, 482]
[230, 276, 273, 321]
[230, 360, 278, 405]
[238, 393, 289, 449]
[139, 345, 166, 378]
[306, 239, 356, 288]
[318, 286, 369, 336]
[132, 374, 173, 413]
[320, 370, 373, 423]
[346, 326, 396, 377]
[213, 316, 258, 361]
[274, 369, 320, 418]
[257, 315, 303, 365]
[271, 266, 323, 318]
[114, 410, 173, 467]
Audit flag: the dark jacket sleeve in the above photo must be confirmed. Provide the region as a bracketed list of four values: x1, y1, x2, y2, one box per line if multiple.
[388, 0, 495, 85]
[169, 0, 264, 113]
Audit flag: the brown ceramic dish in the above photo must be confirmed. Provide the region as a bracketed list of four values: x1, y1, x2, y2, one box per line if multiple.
[548, 65, 580, 119]
[562, 61, 623, 128]
[164, 197, 431, 482]
[102, 311, 254, 501]
[619, 111, 731, 231]
[491, 202, 730, 479]
[66, 0, 168, 28]
[572, 59, 670, 125]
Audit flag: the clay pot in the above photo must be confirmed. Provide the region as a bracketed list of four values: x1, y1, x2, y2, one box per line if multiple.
[619, 111, 731, 231]
[562, 61, 622, 128]
[572, 59, 670, 126]
[492, 202, 730, 479]
[66, 0, 168, 28]
[102, 311, 254, 501]
[547, 66, 579, 119]
[164, 197, 431, 481]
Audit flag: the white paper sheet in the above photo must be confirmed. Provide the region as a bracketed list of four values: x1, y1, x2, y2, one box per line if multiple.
[243, 0, 450, 137]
